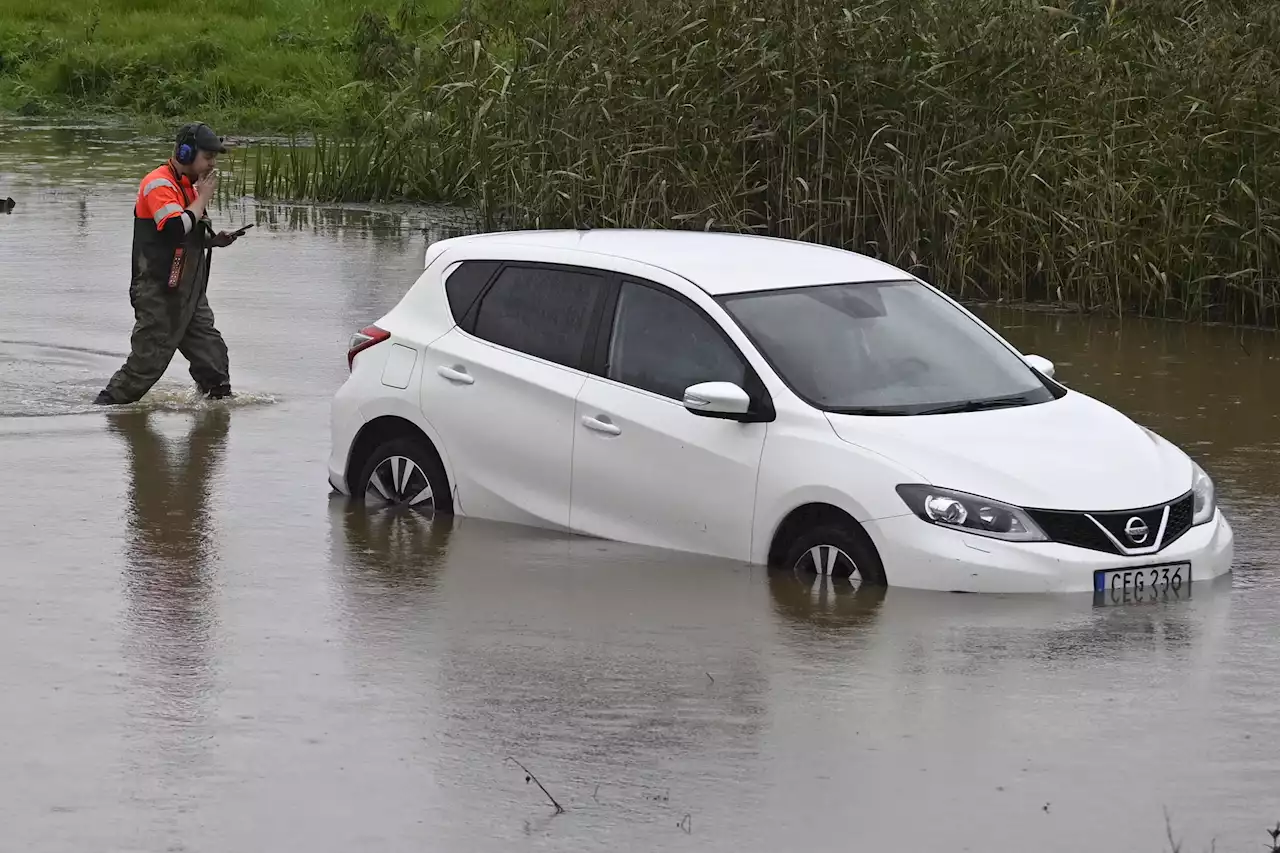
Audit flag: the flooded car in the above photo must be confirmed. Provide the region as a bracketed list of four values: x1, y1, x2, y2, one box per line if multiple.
[327, 229, 1233, 593]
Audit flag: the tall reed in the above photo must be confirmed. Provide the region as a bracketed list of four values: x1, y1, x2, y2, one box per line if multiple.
[251, 0, 1280, 326]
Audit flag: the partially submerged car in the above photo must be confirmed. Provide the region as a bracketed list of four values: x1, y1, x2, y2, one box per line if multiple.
[328, 229, 1232, 594]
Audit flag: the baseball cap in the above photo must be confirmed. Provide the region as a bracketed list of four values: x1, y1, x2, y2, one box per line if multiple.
[176, 122, 228, 153]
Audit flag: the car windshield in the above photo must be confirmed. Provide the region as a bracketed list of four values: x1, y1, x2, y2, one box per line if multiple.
[719, 280, 1058, 415]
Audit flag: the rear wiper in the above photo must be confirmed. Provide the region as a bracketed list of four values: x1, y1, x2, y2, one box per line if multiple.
[913, 394, 1033, 416]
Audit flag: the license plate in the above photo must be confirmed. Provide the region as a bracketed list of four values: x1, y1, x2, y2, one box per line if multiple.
[1093, 562, 1190, 604]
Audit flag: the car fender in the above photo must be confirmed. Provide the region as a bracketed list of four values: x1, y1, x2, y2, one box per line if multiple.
[356, 375, 463, 515]
[751, 427, 925, 565]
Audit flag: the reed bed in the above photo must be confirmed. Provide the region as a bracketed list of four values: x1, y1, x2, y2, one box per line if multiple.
[245, 0, 1280, 325]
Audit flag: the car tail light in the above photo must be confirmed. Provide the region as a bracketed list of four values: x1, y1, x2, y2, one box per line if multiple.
[348, 324, 390, 370]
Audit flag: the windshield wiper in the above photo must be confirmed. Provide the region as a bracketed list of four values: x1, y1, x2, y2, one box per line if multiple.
[912, 394, 1034, 416]
[826, 406, 915, 416]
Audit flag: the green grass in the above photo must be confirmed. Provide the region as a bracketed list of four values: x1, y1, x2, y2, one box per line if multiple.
[0, 0, 458, 132]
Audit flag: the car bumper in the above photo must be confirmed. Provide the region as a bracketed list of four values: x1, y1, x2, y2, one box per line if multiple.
[327, 389, 367, 496]
[863, 508, 1234, 594]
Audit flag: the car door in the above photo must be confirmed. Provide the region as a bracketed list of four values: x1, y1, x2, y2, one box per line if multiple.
[569, 277, 769, 561]
[423, 261, 610, 531]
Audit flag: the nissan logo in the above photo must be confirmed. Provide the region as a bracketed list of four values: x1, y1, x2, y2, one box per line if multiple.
[1124, 517, 1150, 545]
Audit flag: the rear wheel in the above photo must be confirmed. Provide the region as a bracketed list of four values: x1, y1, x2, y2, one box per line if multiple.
[353, 435, 453, 516]
[781, 522, 887, 586]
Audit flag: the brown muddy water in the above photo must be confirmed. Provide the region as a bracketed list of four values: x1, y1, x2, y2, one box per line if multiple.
[2, 120, 1280, 853]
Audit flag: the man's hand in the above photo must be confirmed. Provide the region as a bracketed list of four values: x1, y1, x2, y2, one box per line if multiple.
[195, 169, 218, 201]
[210, 230, 238, 248]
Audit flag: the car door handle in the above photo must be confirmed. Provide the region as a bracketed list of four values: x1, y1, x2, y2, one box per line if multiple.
[582, 415, 621, 436]
[437, 365, 474, 385]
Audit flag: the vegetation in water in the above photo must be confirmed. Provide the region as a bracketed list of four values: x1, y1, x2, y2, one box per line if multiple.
[231, 0, 1280, 327]
[10, 0, 1280, 326]
[0, 0, 456, 132]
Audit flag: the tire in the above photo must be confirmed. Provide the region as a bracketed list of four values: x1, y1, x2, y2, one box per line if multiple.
[352, 435, 453, 516]
[781, 521, 887, 585]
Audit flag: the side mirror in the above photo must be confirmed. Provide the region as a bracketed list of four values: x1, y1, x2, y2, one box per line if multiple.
[1024, 354, 1055, 379]
[683, 381, 751, 419]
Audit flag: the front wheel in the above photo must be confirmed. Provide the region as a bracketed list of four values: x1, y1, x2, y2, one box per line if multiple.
[781, 522, 887, 585]
[353, 436, 453, 516]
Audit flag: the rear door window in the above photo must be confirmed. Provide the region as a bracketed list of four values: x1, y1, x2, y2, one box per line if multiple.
[471, 264, 608, 370]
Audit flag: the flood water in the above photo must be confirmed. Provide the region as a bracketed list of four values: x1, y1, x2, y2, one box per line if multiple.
[3, 120, 1280, 852]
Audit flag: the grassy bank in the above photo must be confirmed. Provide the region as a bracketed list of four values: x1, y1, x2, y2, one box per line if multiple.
[0, 0, 456, 132]
[234, 0, 1280, 327]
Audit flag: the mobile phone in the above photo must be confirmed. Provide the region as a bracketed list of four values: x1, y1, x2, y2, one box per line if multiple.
[232, 223, 256, 237]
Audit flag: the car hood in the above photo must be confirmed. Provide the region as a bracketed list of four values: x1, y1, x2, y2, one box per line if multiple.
[825, 391, 1193, 511]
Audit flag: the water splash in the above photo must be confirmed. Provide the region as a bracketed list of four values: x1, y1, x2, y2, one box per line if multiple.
[0, 382, 278, 419]
[109, 386, 280, 412]
[0, 338, 279, 418]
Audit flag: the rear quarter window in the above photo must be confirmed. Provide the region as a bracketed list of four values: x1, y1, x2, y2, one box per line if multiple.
[443, 260, 501, 327]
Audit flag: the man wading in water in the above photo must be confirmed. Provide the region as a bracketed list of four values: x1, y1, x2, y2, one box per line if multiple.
[96, 122, 246, 405]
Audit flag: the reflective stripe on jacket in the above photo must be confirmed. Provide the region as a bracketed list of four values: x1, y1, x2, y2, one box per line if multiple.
[135, 164, 197, 228]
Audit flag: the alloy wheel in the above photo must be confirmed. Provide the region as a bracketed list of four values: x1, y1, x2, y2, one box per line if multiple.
[365, 455, 435, 510]
[793, 544, 859, 578]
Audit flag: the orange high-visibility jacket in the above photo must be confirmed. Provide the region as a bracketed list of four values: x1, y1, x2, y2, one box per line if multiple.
[135, 162, 196, 230]
[130, 162, 211, 294]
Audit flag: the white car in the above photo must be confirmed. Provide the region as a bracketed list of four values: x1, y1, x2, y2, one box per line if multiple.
[327, 229, 1233, 595]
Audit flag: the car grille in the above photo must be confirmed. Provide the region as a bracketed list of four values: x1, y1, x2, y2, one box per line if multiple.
[1164, 493, 1195, 543]
[1027, 511, 1116, 553]
[1026, 491, 1195, 555]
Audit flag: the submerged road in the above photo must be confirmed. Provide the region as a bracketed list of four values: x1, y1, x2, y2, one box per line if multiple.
[2, 120, 1279, 852]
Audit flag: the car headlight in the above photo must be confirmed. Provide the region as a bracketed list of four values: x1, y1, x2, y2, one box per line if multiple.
[895, 484, 1048, 542]
[1191, 460, 1216, 525]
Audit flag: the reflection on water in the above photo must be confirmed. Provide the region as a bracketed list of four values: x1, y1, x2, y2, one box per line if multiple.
[331, 501, 453, 633]
[338, 501, 455, 580]
[767, 568, 1233, 670]
[217, 199, 477, 248]
[107, 408, 229, 833]
[767, 572, 886, 640]
[110, 408, 228, 643]
[0, 122, 157, 187]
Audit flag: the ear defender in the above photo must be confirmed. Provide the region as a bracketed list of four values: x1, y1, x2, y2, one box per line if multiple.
[175, 123, 205, 165]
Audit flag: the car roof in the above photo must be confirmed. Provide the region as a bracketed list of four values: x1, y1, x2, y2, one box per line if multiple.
[427, 228, 912, 295]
